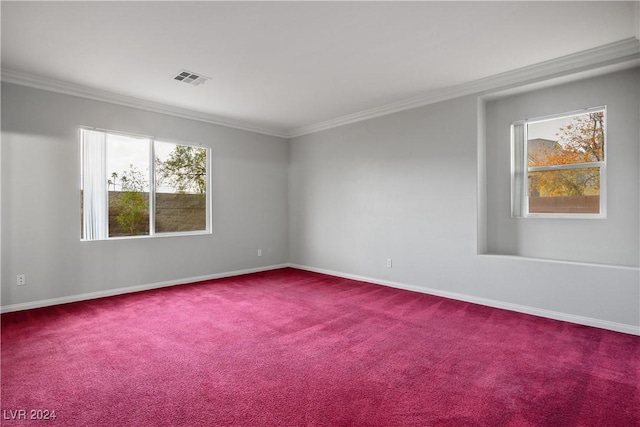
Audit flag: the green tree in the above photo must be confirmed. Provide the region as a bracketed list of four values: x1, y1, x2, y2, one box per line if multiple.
[108, 172, 118, 191]
[111, 165, 148, 236]
[156, 146, 206, 194]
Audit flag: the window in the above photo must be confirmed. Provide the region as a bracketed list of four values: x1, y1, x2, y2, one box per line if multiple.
[511, 107, 606, 218]
[80, 128, 210, 240]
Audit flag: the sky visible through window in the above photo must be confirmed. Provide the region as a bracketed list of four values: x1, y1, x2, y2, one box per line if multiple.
[106, 135, 182, 193]
[527, 116, 574, 144]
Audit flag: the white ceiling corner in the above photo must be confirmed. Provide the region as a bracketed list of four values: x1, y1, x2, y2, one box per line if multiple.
[1, 2, 639, 139]
[0, 68, 290, 138]
[288, 38, 640, 138]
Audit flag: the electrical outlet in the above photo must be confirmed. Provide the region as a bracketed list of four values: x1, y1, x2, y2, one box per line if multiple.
[257, 249, 262, 257]
[386, 259, 393, 268]
[17, 274, 26, 286]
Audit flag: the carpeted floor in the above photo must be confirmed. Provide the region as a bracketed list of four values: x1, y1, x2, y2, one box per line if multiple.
[2, 268, 639, 426]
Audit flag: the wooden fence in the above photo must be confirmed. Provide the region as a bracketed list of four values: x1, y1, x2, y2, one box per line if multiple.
[81, 192, 206, 237]
[529, 195, 599, 214]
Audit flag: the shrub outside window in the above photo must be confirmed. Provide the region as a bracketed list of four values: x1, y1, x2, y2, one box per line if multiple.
[80, 128, 211, 240]
[511, 107, 606, 218]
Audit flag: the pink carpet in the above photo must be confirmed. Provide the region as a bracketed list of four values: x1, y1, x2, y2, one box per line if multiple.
[2, 268, 639, 426]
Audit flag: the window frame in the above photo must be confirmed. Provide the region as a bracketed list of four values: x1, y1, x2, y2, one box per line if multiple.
[80, 127, 212, 241]
[511, 106, 607, 219]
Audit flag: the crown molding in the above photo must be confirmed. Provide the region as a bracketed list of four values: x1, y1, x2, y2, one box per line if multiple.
[3, 38, 639, 140]
[288, 38, 640, 138]
[0, 69, 290, 139]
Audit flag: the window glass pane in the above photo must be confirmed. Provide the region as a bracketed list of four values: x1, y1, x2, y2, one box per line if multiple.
[155, 141, 207, 233]
[81, 129, 210, 240]
[106, 134, 150, 237]
[527, 111, 604, 167]
[528, 167, 600, 214]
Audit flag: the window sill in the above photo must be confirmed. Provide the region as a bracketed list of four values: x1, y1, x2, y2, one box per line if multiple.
[81, 230, 212, 242]
[477, 253, 639, 270]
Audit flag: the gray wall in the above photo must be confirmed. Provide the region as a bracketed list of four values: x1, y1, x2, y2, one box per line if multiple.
[289, 70, 639, 331]
[289, 96, 479, 284]
[1, 83, 289, 306]
[3, 68, 639, 332]
[485, 68, 640, 266]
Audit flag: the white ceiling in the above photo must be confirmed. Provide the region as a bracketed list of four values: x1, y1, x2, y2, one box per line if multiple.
[2, 1, 639, 137]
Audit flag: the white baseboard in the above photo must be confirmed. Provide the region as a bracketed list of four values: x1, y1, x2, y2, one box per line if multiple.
[4, 262, 638, 336]
[288, 263, 640, 336]
[1, 264, 289, 314]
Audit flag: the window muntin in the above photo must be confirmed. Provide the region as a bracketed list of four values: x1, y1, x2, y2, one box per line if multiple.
[511, 107, 606, 218]
[81, 128, 210, 240]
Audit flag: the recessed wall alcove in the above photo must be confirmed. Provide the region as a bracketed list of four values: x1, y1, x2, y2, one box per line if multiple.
[477, 67, 640, 267]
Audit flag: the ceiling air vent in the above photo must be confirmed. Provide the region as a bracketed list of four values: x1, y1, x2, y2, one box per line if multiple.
[173, 70, 210, 86]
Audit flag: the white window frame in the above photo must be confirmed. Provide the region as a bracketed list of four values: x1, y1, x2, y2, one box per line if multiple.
[511, 106, 607, 219]
[80, 127, 212, 241]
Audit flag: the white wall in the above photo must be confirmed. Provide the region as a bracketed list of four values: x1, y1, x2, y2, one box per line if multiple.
[1, 83, 289, 307]
[485, 68, 640, 267]
[289, 70, 639, 333]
